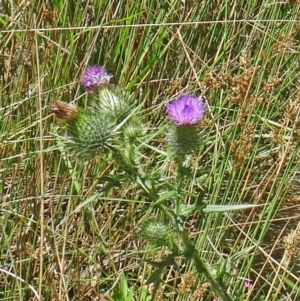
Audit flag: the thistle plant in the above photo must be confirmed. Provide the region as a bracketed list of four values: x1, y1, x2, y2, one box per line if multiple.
[51, 65, 255, 301]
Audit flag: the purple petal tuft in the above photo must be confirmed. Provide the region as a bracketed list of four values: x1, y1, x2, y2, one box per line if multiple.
[80, 65, 111, 91]
[166, 95, 205, 125]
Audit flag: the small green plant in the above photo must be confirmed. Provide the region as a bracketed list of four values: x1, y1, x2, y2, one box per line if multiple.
[109, 273, 135, 301]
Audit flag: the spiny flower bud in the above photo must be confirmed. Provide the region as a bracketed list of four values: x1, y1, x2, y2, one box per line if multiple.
[80, 65, 111, 91]
[166, 94, 206, 155]
[140, 221, 170, 247]
[66, 109, 114, 158]
[92, 87, 132, 124]
[123, 118, 143, 139]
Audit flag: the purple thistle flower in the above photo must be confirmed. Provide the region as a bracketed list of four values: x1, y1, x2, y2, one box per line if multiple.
[166, 94, 205, 126]
[244, 280, 253, 289]
[80, 65, 111, 91]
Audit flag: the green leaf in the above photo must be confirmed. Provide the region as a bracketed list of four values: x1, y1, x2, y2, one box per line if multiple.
[72, 193, 101, 212]
[284, 277, 300, 296]
[145, 268, 164, 285]
[154, 190, 177, 205]
[120, 272, 128, 299]
[98, 176, 122, 193]
[203, 204, 260, 213]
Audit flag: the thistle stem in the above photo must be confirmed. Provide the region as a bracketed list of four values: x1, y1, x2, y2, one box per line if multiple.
[180, 230, 232, 301]
[136, 175, 232, 301]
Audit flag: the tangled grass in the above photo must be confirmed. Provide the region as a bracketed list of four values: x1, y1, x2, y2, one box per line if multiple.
[1, 1, 300, 300]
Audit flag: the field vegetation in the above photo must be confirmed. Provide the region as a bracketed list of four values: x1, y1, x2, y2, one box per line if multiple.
[1, 1, 300, 300]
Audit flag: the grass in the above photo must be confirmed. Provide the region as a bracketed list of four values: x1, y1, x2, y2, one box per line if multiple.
[1, 1, 300, 300]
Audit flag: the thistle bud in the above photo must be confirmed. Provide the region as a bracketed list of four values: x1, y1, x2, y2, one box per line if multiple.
[123, 118, 143, 139]
[140, 221, 170, 247]
[92, 87, 132, 124]
[66, 109, 114, 158]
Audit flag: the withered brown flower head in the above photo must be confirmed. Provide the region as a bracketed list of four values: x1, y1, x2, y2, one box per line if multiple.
[50, 100, 78, 121]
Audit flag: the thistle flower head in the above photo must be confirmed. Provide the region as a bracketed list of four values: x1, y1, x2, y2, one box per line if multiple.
[80, 65, 111, 91]
[166, 94, 206, 155]
[244, 280, 253, 289]
[166, 95, 205, 126]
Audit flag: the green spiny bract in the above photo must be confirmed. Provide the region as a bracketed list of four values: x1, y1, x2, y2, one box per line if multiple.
[64, 87, 133, 158]
[167, 124, 202, 155]
[91, 87, 133, 125]
[140, 220, 171, 247]
[65, 109, 114, 158]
